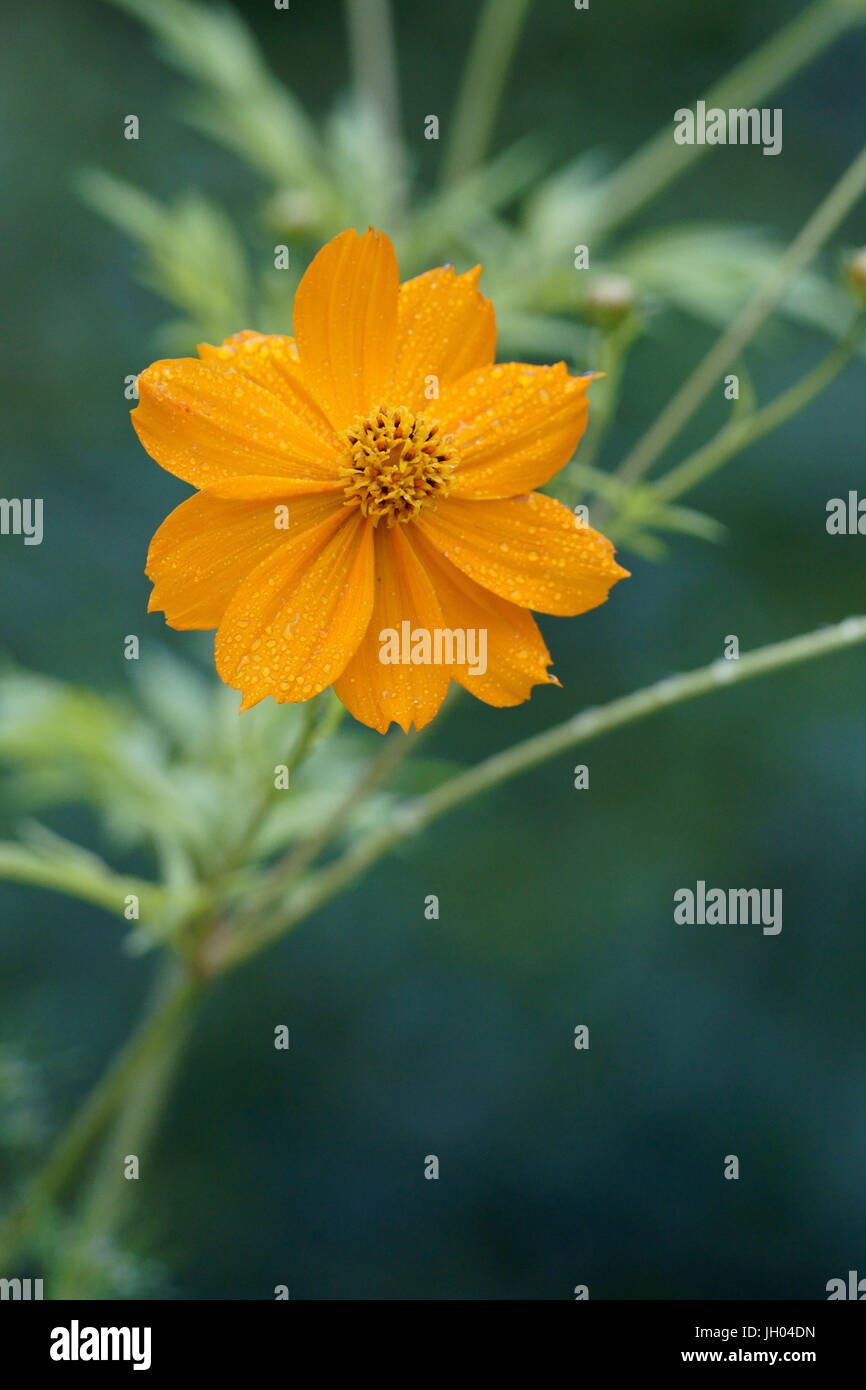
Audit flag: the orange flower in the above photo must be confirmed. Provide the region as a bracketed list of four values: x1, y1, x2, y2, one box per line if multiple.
[134, 228, 628, 733]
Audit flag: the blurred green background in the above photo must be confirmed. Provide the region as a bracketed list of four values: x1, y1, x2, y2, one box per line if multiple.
[1, 0, 864, 1298]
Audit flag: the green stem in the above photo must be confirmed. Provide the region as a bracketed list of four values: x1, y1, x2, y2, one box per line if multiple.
[345, 0, 400, 139]
[51, 962, 195, 1298]
[566, 318, 640, 485]
[216, 694, 335, 881]
[0, 843, 185, 925]
[261, 726, 417, 892]
[211, 615, 866, 973]
[0, 964, 201, 1270]
[440, 0, 533, 186]
[589, 0, 863, 242]
[344, 0, 404, 210]
[5, 618, 865, 1275]
[653, 319, 866, 502]
[605, 140, 866, 503]
[0, 695, 347, 1278]
[200, 725, 420, 972]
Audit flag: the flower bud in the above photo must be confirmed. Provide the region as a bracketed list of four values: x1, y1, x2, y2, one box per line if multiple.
[582, 273, 638, 328]
[264, 188, 324, 235]
[844, 246, 866, 303]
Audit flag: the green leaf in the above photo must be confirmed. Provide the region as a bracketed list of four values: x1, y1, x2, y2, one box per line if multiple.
[520, 152, 611, 266]
[78, 170, 251, 342]
[397, 140, 544, 272]
[0, 833, 196, 928]
[322, 95, 406, 230]
[617, 223, 859, 344]
[101, 0, 326, 192]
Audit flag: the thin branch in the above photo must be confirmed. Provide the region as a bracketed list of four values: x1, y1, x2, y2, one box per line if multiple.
[603, 141, 866, 503]
[440, 0, 533, 186]
[653, 317, 866, 503]
[344, 0, 404, 202]
[0, 965, 200, 1268]
[210, 615, 866, 972]
[589, 0, 862, 241]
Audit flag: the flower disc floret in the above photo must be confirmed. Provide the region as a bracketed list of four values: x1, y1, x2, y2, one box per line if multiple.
[339, 404, 456, 526]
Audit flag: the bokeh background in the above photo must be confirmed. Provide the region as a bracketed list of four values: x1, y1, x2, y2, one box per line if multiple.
[1, 0, 864, 1298]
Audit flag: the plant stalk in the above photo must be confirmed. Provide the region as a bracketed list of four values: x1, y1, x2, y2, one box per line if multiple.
[590, 0, 863, 241]
[603, 140, 866, 507]
[440, 0, 533, 186]
[0, 964, 201, 1270]
[211, 615, 866, 972]
[653, 319, 866, 502]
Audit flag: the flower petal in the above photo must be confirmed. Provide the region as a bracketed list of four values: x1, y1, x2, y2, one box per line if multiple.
[195, 333, 335, 449]
[389, 265, 496, 411]
[202, 475, 342, 501]
[334, 526, 449, 734]
[411, 531, 558, 706]
[133, 335, 340, 491]
[197, 330, 297, 367]
[292, 228, 399, 430]
[146, 491, 344, 631]
[215, 512, 374, 710]
[442, 363, 595, 499]
[417, 492, 629, 616]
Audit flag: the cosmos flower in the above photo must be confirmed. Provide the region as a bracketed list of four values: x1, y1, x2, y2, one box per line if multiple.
[134, 228, 628, 732]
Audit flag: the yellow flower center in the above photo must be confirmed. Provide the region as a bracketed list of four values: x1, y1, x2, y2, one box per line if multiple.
[338, 405, 457, 526]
